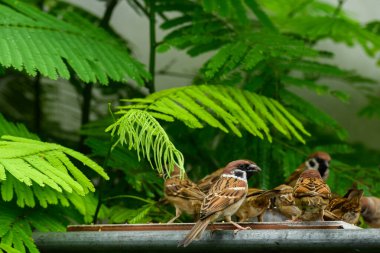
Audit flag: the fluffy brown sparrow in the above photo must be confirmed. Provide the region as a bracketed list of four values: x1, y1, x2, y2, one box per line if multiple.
[164, 165, 205, 223]
[324, 189, 363, 224]
[361, 196, 380, 228]
[235, 188, 276, 222]
[285, 151, 331, 187]
[178, 160, 261, 247]
[197, 167, 224, 193]
[293, 169, 331, 221]
[273, 184, 301, 220]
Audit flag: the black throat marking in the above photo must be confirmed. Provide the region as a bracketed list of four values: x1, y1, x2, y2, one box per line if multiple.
[316, 157, 328, 178]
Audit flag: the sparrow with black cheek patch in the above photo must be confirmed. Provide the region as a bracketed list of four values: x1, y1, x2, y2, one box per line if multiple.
[293, 169, 331, 221]
[164, 165, 205, 223]
[197, 167, 224, 193]
[361, 196, 380, 228]
[235, 188, 277, 222]
[324, 189, 363, 224]
[273, 184, 301, 221]
[285, 151, 331, 187]
[178, 160, 261, 247]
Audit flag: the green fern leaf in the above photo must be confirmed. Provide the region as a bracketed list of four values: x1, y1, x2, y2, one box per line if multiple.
[0, 114, 39, 140]
[0, 0, 150, 84]
[106, 109, 185, 178]
[0, 244, 21, 253]
[111, 86, 310, 173]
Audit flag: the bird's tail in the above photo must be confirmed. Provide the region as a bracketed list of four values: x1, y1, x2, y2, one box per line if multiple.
[178, 217, 211, 247]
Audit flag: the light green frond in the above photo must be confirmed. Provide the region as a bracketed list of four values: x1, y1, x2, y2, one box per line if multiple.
[0, 135, 109, 207]
[0, 0, 150, 84]
[115, 85, 309, 141]
[106, 110, 185, 178]
[110, 86, 309, 171]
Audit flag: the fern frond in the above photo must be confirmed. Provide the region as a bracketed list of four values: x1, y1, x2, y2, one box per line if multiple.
[0, 244, 21, 253]
[0, 114, 39, 140]
[279, 16, 380, 55]
[0, 135, 109, 207]
[203, 33, 317, 79]
[116, 85, 310, 143]
[0, 0, 150, 84]
[280, 90, 347, 140]
[106, 109, 185, 178]
[0, 202, 66, 253]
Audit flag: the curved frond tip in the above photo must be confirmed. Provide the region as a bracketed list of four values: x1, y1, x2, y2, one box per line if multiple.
[106, 110, 185, 178]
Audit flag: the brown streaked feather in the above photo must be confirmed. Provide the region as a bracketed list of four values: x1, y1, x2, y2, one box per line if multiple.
[293, 170, 331, 221]
[285, 151, 331, 187]
[200, 176, 247, 220]
[235, 188, 276, 222]
[165, 177, 205, 200]
[325, 189, 363, 224]
[197, 168, 224, 193]
[272, 184, 301, 220]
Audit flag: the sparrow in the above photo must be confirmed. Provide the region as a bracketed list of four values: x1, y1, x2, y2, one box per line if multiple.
[164, 165, 205, 223]
[293, 169, 331, 221]
[324, 189, 363, 224]
[285, 151, 331, 187]
[235, 188, 277, 222]
[197, 167, 224, 193]
[361, 196, 380, 228]
[273, 184, 301, 221]
[178, 160, 261, 247]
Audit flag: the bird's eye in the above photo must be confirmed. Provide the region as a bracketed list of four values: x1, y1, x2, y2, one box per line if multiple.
[238, 164, 245, 169]
[307, 158, 318, 169]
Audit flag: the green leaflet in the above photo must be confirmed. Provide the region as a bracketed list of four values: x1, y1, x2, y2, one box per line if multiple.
[0, 134, 109, 209]
[106, 110, 185, 179]
[0, 0, 150, 84]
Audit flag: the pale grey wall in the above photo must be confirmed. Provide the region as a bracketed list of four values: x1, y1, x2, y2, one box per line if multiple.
[64, 0, 380, 150]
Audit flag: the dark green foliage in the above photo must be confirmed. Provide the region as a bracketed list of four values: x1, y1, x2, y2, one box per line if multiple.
[0, 0, 150, 84]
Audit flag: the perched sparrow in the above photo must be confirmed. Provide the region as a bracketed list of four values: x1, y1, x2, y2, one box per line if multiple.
[235, 188, 276, 222]
[361, 196, 380, 228]
[197, 167, 224, 193]
[178, 160, 261, 247]
[293, 169, 331, 221]
[285, 151, 331, 187]
[273, 184, 301, 221]
[164, 166, 205, 223]
[324, 189, 363, 224]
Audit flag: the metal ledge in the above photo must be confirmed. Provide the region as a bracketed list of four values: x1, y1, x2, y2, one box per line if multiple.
[33, 222, 380, 253]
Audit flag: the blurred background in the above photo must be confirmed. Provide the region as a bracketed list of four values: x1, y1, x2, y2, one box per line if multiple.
[59, 0, 380, 150]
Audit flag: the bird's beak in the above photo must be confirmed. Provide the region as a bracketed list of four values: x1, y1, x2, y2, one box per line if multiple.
[248, 164, 261, 173]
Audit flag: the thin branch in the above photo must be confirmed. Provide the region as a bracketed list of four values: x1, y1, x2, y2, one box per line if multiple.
[147, 0, 156, 93]
[333, 0, 345, 17]
[100, 0, 119, 29]
[131, 0, 149, 17]
[33, 73, 42, 135]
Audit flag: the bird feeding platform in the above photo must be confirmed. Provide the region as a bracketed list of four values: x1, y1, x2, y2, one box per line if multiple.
[33, 221, 380, 253]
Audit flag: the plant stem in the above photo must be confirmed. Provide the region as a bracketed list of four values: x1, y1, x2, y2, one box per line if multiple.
[78, 0, 118, 152]
[92, 141, 113, 224]
[100, 0, 119, 29]
[333, 0, 345, 17]
[33, 73, 42, 135]
[147, 0, 156, 93]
